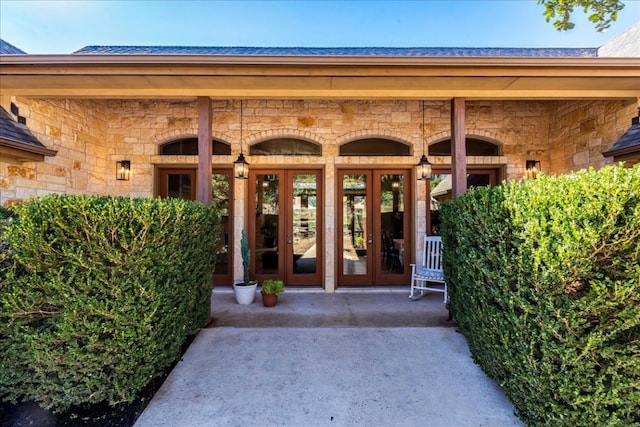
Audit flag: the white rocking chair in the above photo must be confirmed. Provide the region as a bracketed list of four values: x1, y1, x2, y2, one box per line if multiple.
[410, 235, 447, 303]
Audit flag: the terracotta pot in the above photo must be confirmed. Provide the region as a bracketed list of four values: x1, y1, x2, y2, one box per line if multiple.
[261, 291, 278, 307]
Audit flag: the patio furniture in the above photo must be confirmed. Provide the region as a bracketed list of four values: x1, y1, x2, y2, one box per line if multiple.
[410, 235, 447, 302]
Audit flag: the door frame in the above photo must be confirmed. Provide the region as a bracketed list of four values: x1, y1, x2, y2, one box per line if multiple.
[337, 168, 412, 287]
[158, 168, 197, 200]
[248, 169, 323, 286]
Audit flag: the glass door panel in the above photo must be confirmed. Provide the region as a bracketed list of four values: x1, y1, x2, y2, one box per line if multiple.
[291, 174, 317, 275]
[159, 169, 196, 200]
[167, 174, 193, 199]
[255, 174, 280, 275]
[379, 173, 405, 275]
[211, 173, 231, 278]
[341, 173, 370, 278]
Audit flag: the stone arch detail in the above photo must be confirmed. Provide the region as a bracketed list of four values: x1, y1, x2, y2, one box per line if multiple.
[154, 129, 234, 154]
[335, 129, 419, 150]
[426, 131, 504, 152]
[245, 128, 327, 148]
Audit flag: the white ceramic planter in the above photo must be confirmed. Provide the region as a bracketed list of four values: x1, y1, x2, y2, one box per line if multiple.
[233, 282, 257, 305]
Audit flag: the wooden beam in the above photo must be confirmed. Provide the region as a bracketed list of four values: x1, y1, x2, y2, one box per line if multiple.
[197, 97, 212, 204]
[451, 98, 466, 196]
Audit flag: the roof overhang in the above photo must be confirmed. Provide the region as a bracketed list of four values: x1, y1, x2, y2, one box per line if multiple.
[1, 54, 639, 100]
[0, 137, 58, 162]
[603, 120, 640, 157]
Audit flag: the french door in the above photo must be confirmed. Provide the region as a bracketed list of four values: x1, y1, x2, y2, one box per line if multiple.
[337, 169, 411, 286]
[249, 170, 323, 286]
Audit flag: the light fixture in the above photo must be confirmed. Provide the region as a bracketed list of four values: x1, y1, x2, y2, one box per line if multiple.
[233, 100, 249, 179]
[525, 160, 541, 179]
[116, 160, 130, 181]
[416, 100, 432, 180]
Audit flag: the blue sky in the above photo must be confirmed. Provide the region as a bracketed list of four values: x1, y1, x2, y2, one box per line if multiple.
[1, 0, 639, 54]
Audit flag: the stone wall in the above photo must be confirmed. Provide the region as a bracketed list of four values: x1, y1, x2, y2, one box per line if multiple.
[548, 99, 638, 174]
[3, 97, 636, 208]
[1, 98, 108, 207]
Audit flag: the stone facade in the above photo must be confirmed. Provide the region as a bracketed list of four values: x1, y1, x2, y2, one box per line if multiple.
[1, 96, 636, 289]
[549, 99, 638, 172]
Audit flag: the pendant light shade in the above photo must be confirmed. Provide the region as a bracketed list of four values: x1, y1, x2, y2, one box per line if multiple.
[234, 152, 249, 179]
[416, 154, 432, 180]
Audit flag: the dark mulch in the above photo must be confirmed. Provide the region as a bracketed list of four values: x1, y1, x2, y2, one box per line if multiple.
[0, 335, 195, 427]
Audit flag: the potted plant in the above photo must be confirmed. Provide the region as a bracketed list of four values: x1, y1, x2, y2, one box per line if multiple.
[233, 229, 257, 304]
[260, 279, 284, 307]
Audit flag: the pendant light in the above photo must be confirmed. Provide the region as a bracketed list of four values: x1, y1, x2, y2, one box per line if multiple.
[233, 100, 249, 179]
[416, 100, 432, 180]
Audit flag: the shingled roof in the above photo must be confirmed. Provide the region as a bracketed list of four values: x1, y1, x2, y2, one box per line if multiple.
[0, 106, 57, 161]
[0, 39, 26, 55]
[72, 46, 599, 57]
[603, 117, 640, 158]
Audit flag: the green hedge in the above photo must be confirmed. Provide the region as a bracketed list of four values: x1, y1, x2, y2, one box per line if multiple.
[0, 195, 220, 412]
[0, 206, 17, 273]
[440, 165, 640, 426]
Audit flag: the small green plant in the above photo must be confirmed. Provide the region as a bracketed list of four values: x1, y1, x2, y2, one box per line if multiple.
[240, 229, 252, 285]
[261, 279, 284, 296]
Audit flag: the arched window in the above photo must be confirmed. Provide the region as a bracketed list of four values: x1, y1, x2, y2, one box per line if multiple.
[340, 138, 410, 156]
[249, 138, 321, 156]
[160, 138, 231, 155]
[428, 138, 500, 156]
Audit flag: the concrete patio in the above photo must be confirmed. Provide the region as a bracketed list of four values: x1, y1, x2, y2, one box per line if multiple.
[134, 289, 523, 427]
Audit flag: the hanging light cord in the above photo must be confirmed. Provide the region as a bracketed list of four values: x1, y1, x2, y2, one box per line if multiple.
[240, 100, 244, 154]
[422, 100, 426, 155]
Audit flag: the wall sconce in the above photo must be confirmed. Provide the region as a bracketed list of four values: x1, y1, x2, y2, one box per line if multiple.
[525, 160, 541, 179]
[116, 160, 131, 181]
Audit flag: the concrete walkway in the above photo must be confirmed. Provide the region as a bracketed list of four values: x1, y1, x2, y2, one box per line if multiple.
[134, 289, 523, 427]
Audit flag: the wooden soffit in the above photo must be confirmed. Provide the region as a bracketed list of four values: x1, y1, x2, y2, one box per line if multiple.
[1, 55, 639, 99]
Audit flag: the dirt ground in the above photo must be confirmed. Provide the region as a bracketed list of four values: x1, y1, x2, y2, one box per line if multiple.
[1, 336, 194, 427]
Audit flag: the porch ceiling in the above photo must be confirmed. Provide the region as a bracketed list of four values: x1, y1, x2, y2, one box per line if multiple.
[1, 55, 639, 99]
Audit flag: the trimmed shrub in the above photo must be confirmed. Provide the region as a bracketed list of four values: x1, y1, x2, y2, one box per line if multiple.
[440, 165, 640, 426]
[0, 195, 220, 412]
[0, 205, 16, 262]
